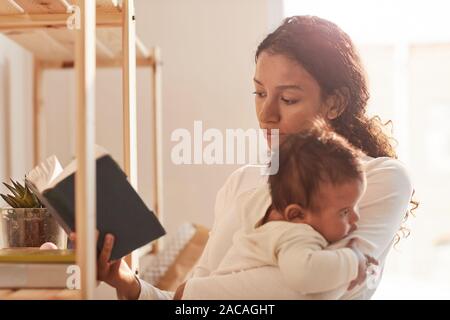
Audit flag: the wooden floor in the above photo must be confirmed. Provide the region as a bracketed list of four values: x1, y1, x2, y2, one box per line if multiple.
[0, 289, 81, 300]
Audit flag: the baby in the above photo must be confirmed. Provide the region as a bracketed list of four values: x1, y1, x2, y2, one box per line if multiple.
[213, 120, 378, 297]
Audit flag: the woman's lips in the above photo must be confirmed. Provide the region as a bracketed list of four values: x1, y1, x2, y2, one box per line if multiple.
[263, 129, 285, 137]
[264, 132, 286, 141]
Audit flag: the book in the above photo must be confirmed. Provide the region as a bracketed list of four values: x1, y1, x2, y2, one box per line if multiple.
[25, 146, 166, 261]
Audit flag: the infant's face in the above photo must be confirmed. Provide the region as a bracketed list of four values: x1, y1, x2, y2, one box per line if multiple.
[308, 179, 366, 243]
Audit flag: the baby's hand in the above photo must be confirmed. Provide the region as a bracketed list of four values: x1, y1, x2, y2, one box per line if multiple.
[346, 239, 379, 291]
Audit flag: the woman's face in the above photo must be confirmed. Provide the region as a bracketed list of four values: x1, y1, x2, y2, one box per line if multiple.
[254, 52, 328, 148]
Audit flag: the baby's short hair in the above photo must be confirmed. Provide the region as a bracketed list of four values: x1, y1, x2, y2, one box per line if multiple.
[268, 119, 365, 213]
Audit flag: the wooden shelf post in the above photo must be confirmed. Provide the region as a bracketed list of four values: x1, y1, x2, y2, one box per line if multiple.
[32, 57, 42, 167]
[75, 0, 97, 300]
[151, 47, 164, 254]
[122, 0, 139, 270]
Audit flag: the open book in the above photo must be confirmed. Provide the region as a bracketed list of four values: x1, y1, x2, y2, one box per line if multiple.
[25, 146, 166, 261]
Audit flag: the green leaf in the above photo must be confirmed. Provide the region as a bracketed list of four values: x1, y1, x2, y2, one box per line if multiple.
[1, 194, 16, 207]
[5, 195, 21, 208]
[1, 179, 42, 208]
[2, 182, 21, 198]
[22, 186, 36, 208]
[11, 179, 26, 194]
[32, 193, 44, 208]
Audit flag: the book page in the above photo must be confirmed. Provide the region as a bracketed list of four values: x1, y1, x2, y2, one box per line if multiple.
[26, 145, 109, 192]
[26, 155, 63, 192]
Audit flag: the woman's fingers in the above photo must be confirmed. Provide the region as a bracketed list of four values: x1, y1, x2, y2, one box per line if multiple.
[69, 230, 100, 250]
[98, 234, 115, 277]
[347, 279, 357, 291]
[70, 231, 118, 282]
[348, 254, 379, 291]
[110, 259, 122, 275]
[365, 255, 379, 266]
[69, 232, 76, 249]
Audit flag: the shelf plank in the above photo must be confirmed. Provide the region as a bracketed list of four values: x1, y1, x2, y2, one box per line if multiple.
[44, 28, 76, 59]
[3, 289, 81, 300]
[4, 29, 73, 61]
[0, 0, 121, 16]
[0, 1, 24, 14]
[96, 28, 148, 60]
[96, 27, 122, 60]
[14, 0, 67, 14]
[0, 0, 148, 64]
[0, 289, 14, 299]
[4, 27, 150, 64]
[70, 0, 122, 14]
[95, 0, 122, 14]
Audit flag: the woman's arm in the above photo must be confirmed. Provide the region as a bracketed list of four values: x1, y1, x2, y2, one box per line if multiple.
[135, 279, 174, 300]
[71, 232, 175, 300]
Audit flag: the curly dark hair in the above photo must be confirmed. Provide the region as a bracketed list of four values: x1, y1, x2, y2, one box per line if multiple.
[269, 119, 365, 215]
[256, 15, 418, 243]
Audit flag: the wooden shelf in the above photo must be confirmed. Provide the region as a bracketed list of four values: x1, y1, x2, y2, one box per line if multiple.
[0, 0, 165, 299]
[0, 0, 120, 16]
[0, 0, 152, 67]
[0, 289, 81, 300]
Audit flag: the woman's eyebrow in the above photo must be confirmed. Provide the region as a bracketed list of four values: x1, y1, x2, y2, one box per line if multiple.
[276, 84, 304, 91]
[253, 78, 264, 85]
[253, 78, 303, 91]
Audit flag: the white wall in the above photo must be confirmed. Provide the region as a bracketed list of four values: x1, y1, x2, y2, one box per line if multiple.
[134, 0, 279, 235]
[0, 35, 33, 200]
[0, 0, 283, 237]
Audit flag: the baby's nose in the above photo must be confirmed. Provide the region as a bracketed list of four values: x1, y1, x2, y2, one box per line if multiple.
[352, 209, 360, 223]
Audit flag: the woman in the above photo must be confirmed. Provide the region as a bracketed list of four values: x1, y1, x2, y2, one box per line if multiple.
[85, 15, 415, 299]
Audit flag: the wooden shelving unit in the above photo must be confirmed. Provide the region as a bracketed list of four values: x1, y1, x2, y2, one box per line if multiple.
[0, 0, 164, 300]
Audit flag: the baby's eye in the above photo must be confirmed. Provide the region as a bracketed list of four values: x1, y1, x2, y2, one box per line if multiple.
[341, 209, 350, 216]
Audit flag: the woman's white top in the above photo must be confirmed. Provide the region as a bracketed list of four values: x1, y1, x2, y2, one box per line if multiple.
[211, 182, 376, 298]
[137, 155, 413, 300]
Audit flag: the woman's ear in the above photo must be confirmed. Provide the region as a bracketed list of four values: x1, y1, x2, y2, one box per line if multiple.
[284, 204, 307, 222]
[324, 87, 350, 120]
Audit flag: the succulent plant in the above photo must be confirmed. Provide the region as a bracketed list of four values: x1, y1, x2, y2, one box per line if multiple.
[0, 179, 44, 209]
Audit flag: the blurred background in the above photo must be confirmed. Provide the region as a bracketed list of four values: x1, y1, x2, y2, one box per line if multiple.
[0, 0, 449, 299]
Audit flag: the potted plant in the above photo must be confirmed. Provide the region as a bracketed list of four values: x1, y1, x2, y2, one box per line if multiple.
[0, 179, 66, 248]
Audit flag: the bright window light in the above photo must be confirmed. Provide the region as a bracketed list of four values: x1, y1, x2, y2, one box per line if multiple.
[283, 0, 450, 44]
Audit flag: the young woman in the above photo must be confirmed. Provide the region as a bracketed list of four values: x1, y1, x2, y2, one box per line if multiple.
[85, 15, 416, 300]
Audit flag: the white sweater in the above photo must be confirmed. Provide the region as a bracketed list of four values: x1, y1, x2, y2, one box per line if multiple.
[211, 182, 374, 297]
[138, 155, 413, 300]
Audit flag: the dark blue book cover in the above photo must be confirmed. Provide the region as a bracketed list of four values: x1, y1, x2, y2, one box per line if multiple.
[26, 154, 166, 261]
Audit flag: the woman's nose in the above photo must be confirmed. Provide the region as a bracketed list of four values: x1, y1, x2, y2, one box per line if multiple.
[258, 98, 280, 123]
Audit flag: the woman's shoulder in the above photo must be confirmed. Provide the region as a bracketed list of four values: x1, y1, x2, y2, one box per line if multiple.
[361, 155, 413, 201]
[221, 164, 269, 197]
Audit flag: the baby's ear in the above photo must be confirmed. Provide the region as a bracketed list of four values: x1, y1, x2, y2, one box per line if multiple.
[284, 204, 306, 222]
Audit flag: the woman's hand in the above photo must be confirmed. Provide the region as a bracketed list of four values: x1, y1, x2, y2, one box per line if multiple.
[173, 281, 187, 300]
[346, 239, 379, 291]
[69, 232, 141, 300]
